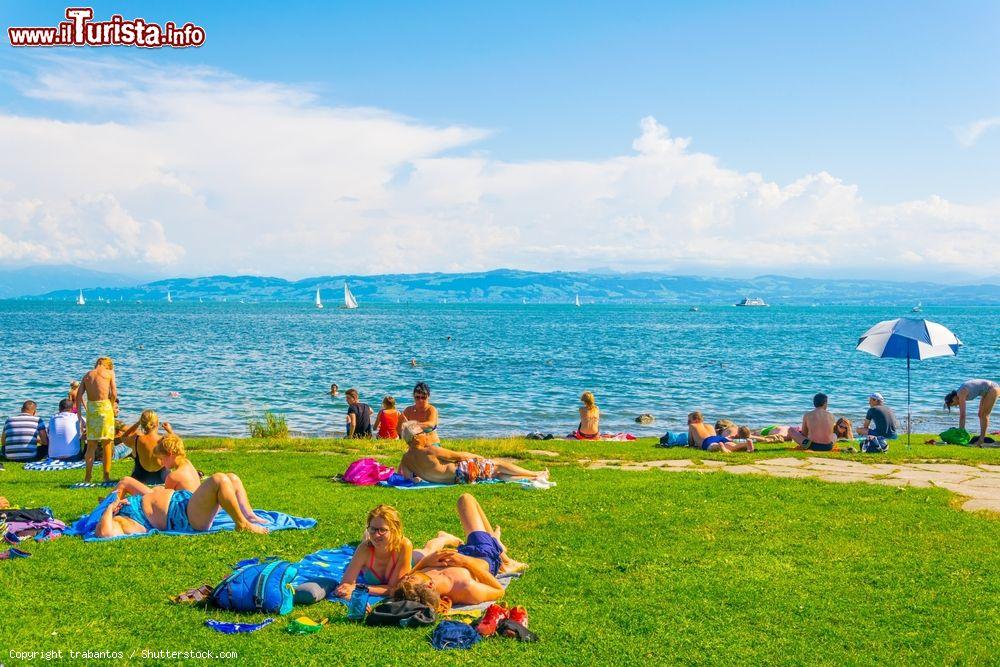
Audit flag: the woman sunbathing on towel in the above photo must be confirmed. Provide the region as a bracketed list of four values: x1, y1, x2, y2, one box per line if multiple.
[393, 494, 525, 609]
[335, 504, 413, 599]
[397, 421, 548, 484]
[95, 471, 268, 537]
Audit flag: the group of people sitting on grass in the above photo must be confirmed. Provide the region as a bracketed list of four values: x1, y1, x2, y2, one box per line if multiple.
[316, 494, 526, 612]
[687, 391, 902, 453]
[334, 382, 439, 442]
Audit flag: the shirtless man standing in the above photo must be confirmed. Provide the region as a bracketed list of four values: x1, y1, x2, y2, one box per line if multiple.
[401, 382, 440, 445]
[76, 357, 118, 484]
[791, 393, 837, 452]
[393, 494, 522, 609]
[397, 421, 549, 485]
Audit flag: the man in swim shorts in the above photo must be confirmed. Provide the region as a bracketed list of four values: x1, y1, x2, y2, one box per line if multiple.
[77, 357, 118, 484]
[397, 421, 548, 485]
[791, 393, 837, 452]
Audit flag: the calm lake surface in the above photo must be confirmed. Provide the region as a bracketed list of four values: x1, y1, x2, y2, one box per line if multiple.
[1, 302, 996, 437]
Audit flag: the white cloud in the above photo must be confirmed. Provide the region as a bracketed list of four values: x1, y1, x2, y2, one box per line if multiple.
[0, 56, 997, 280]
[953, 116, 1000, 147]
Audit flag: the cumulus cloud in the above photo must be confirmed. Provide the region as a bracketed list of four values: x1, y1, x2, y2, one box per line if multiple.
[953, 116, 1000, 147]
[0, 56, 997, 279]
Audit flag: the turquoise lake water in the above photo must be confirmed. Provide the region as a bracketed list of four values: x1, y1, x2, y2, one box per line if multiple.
[1, 302, 996, 437]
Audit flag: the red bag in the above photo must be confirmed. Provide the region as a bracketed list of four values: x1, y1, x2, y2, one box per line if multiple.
[343, 458, 394, 486]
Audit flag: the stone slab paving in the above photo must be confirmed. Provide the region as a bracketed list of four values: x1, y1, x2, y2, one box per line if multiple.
[576, 456, 1000, 514]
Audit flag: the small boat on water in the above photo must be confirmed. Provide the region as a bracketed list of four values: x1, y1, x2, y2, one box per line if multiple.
[735, 297, 768, 307]
[689, 306, 699, 312]
[315, 289, 324, 309]
[342, 283, 359, 309]
[166, 290, 173, 304]
[76, 290, 85, 306]
[911, 303, 922, 313]
[574, 294, 581, 307]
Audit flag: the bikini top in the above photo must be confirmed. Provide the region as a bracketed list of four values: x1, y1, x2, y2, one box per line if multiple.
[361, 548, 399, 586]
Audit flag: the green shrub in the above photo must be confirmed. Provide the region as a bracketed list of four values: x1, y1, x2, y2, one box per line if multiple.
[246, 411, 289, 439]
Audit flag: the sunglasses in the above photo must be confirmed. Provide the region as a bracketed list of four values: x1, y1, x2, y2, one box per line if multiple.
[413, 393, 429, 399]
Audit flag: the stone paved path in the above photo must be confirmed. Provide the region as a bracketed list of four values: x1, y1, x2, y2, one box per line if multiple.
[582, 457, 1000, 514]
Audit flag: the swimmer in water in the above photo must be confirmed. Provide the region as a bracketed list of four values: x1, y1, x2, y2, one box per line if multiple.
[329, 383, 339, 398]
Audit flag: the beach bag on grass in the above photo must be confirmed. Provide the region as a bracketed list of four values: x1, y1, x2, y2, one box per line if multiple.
[939, 428, 972, 445]
[861, 436, 888, 453]
[431, 620, 481, 650]
[364, 599, 436, 628]
[210, 558, 298, 615]
[343, 458, 395, 486]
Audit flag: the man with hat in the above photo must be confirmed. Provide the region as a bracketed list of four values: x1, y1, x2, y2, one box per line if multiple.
[858, 392, 899, 451]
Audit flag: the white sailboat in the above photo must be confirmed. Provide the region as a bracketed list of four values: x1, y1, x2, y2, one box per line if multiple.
[342, 283, 359, 309]
[315, 289, 324, 309]
[911, 302, 922, 313]
[574, 294, 581, 307]
[166, 290, 173, 304]
[76, 290, 85, 306]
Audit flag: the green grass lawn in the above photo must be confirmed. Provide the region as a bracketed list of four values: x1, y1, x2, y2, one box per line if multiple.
[2, 438, 999, 665]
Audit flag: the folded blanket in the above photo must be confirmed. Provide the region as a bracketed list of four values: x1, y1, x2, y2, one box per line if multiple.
[67, 492, 317, 542]
[23, 445, 131, 472]
[378, 473, 509, 490]
[291, 544, 519, 614]
[566, 432, 637, 441]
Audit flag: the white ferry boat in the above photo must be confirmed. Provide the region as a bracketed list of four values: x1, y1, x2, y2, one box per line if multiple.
[735, 297, 769, 307]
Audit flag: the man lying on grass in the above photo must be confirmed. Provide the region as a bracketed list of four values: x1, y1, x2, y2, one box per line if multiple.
[393, 493, 525, 609]
[397, 421, 549, 485]
[95, 471, 268, 537]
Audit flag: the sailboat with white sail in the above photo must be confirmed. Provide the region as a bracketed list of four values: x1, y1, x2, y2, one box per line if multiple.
[574, 294, 581, 307]
[166, 290, 173, 304]
[342, 283, 359, 309]
[76, 290, 85, 306]
[315, 289, 324, 309]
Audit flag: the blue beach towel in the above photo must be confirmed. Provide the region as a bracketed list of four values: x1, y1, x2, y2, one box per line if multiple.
[291, 544, 519, 613]
[67, 493, 317, 542]
[24, 445, 131, 471]
[378, 473, 508, 490]
[658, 431, 689, 447]
[204, 618, 275, 634]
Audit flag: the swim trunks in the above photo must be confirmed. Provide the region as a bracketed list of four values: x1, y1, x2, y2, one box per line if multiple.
[85, 399, 116, 442]
[454, 458, 497, 484]
[801, 439, 833, 452]
[165, 490, 194, 532]
[700, 435, 730, 451]
[457, 531, 503, 576]
[117, 494, 154, 531]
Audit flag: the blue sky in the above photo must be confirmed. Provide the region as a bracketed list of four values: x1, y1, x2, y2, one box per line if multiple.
[0, 1, 997, 279]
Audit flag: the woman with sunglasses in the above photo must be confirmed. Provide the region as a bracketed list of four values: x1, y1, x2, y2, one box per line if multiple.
[336, 504, 413, 599]
[402, 382, 440, 445]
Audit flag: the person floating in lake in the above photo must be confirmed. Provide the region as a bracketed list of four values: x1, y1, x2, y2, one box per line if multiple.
[335, 505, 413, 599]
[402, 382, 439, 445]
[789, 393, 837, 452]
[345, 389, 373, 438]
[375, 396, 402, 439]
[687, 412, 753, 452]
[573, 391, 600, 440]
[77, 357, 118, 484]
[397, 421, 549, 485]
[329, 383, 339, 399]
[96, 470, 268, 538]
[393, 494, 524, 610]
[945, 379, 1000, 445]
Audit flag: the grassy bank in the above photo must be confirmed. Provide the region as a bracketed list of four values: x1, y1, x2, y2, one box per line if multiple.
[1, 438, 998, 665]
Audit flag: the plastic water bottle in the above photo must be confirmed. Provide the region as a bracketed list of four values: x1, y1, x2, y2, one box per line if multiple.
[347, 584, 369, 621]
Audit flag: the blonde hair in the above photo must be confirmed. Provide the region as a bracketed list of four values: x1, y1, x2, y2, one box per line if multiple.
[153, 433, 185, 459]
[737, 425, 751, 439]
[365, 504, 403, 554]
[69, 381, 80, 390]
[95, 357, 114, 370]
[139, 410, 159, 434]
[382, 395, 396, 410]
[392, 572, 443, 612]
[580, 391, 596, 410]
[688, 411, 704, 424]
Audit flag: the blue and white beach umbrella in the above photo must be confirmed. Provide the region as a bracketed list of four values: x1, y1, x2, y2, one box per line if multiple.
[857, 317, 963, 441]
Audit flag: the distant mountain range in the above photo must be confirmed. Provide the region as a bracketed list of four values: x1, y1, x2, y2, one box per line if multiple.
[5, 267, 1000, 305]
[0, 265, 144, 299]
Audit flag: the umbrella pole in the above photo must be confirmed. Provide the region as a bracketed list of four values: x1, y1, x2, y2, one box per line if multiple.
[907, 354, 912, 449]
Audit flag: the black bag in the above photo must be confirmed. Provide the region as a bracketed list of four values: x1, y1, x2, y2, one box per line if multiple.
[364, 599, 436, 628]
[0, 508, 53, 524]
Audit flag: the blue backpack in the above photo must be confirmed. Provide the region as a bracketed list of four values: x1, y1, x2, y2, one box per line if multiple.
[430, 620, 482, 650]
[210, 559, 298, 615]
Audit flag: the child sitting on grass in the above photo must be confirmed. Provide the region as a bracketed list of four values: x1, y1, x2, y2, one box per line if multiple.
[375, 396, 401, 439]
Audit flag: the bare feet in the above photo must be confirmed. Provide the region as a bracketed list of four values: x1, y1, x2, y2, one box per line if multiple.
[248, 513, 269, 525]
[501, 559, 529, 574]
[237, 522, 269, 535]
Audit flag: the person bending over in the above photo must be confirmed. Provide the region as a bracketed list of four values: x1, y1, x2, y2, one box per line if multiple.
[96, 472, 268, 538]
[397, 421, 548, 485]
[393, 494, 521, 609]
[336, 505, 413, 599]
[945, 379, 999, 445]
